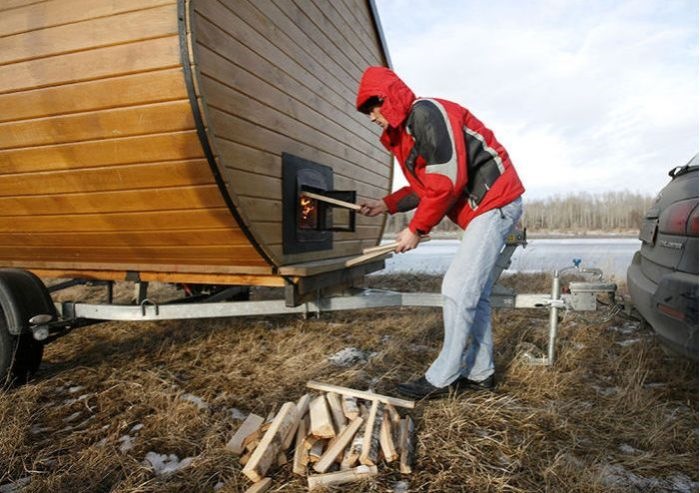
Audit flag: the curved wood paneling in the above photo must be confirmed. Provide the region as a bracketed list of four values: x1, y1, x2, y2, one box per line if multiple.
[0, 0, 270, 278]
[188, 0, 392, 266]
[0, 0, 392, 283]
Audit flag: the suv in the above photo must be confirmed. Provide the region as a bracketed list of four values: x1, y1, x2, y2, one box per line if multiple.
[627, 154, 698, 360]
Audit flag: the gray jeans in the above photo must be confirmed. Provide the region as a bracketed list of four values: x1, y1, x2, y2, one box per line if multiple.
[425, 197, 523, 387]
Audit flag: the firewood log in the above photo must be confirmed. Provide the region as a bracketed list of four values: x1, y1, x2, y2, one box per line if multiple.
[226, 413, 264, 455]
[341, 395, 360, 420]
[325, 392, 347, 431]
[379, 410, 398, 462]
[399, 416, 415, 474]
[313, 416, 364, 473]
[359, 401, 383, 466]
[309, 395, 335, 438]
[307, 465, 377, 491]
[242, 402, 297, 482]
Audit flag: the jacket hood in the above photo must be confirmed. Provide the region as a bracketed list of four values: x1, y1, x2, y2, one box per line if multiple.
[356, 66, 416, 129]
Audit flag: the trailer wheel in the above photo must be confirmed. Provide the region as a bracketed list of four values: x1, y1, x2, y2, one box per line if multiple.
[0, 312, 43, 387]
[0, 269, 55, 386]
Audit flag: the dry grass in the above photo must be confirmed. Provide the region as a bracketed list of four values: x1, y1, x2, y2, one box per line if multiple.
[0, 274, 697, 492]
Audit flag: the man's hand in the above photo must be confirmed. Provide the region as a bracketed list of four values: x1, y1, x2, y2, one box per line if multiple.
[395, 228, 421, 253]
[359, 199, 388, 217]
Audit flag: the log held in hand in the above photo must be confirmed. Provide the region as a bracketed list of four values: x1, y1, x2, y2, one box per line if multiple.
[346, 236, 431, 268]
[362, 236, 431, 255]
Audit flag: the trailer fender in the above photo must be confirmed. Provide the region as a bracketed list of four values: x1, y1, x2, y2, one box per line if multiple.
[0, 269, 56, 336]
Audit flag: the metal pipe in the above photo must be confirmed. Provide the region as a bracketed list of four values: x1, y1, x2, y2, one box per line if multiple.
[547, 271, 561, 365]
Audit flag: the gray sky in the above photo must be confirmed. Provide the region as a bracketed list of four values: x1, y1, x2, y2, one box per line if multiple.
[373, 0, 699, 199]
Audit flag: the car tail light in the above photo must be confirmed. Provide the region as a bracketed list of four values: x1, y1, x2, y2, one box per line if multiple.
[658, 199, 698, 236]
[687, 205, 698, 236]
[658, 302, 686, 321]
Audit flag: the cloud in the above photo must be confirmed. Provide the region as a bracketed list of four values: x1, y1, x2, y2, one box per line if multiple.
[374, 0, 698, 198]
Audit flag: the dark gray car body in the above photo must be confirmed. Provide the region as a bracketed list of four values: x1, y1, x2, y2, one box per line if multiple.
[627, 155, 698, 359]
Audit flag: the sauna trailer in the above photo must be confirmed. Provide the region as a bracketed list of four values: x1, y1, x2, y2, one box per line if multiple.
[0, 0, 393, 381]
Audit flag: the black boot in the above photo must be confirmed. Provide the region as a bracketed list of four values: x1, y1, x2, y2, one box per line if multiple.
[396, 376, 451, 399]
[456, 374, 495, 390]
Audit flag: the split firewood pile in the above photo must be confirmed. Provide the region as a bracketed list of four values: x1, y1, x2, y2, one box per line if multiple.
[226, 381, 416, 492]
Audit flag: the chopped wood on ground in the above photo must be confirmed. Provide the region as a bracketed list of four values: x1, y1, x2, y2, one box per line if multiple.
[228, 381, 415, 491]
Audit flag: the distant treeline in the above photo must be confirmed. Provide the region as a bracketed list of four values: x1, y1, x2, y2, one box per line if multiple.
[383, 191, 653, 234]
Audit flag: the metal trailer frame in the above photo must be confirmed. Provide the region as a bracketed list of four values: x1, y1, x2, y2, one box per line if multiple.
[30, 230, 618, 367]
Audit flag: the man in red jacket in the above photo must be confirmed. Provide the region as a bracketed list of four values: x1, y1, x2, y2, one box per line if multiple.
[357, 66, 525, 399]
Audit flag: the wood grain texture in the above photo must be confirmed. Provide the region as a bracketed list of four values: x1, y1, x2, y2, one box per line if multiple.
[0, 4, 178, 66]
[0, 0, 173, 37]
[0, 100, 195, 149]
[0, 159, 216, 196]
[189, 0, 391, 267]
[0, 68, 188, 123]
[0, 35, 181, 95]
[0, 131, 204, 173]
[0, 0, 391, 281]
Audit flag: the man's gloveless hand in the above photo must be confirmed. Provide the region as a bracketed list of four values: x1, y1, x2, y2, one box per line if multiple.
[395, 228, 421, 253]
[359, 199, 388, 217]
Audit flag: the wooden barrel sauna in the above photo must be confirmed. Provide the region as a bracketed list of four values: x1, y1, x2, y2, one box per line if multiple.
[0, 0, 392, 288]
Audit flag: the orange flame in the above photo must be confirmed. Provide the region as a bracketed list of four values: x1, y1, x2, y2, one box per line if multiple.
[300, 196, 315, 222]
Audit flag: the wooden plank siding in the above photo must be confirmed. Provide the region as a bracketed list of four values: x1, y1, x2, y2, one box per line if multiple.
[190, 0, 392, 266]
[0, 0, 391, 283]
[0, 0, 270, 279]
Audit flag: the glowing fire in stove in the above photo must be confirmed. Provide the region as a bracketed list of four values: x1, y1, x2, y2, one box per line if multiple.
[299, 195, 317, 229]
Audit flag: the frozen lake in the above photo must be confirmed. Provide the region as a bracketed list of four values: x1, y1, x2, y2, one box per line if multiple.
[377, 237, 641, 281]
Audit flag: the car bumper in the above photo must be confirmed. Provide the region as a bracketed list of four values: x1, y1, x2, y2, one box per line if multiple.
[627, 252, 699, 360]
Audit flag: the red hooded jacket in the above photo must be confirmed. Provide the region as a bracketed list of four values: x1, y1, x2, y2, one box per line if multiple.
[356, 67, 525, 234]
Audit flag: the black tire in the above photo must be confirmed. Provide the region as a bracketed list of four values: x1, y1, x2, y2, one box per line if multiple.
[0, 306, 44, 388]
[0, 269, 53, 386]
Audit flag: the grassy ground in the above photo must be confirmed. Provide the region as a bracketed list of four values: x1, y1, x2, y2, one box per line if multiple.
[0, 274, 697, 492]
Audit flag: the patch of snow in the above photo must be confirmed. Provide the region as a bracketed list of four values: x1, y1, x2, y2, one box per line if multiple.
[643, 382, 667, 389]
[63, 412, 81, 423]
[118, 435, 135, 453]
[143, 452, 194, 476]
[0, 477, 31, 493]
[327, 347, 370, 367]
[95, 438, 108, 448]
[180, 394, 208, 410]
[130, 423, 144, 433]
[230, 408, 247, 421]
[213, 482, 225, 491]
[598, 464, 698, 492]
[608, 322, 639, 335]
[393, 480, 409, 493]
[616, 338, 641, 347]
[68, 386, 85, 394]
[618, 443, 642, 454]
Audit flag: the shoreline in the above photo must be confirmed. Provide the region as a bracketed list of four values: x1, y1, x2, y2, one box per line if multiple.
[383, 232, 640, 240]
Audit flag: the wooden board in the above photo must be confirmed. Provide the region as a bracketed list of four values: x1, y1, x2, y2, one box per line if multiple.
[0, 4, 178, 66]
[0, 35, 181, 95]
[189, 0, 391, 268]
[0, 159, 215, 197]
[0, 0, 173, 37]
[0, 68, 188, 123]
[306, 382, 416, 409]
